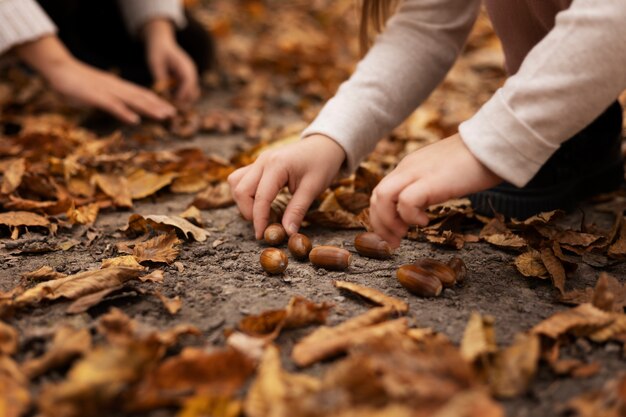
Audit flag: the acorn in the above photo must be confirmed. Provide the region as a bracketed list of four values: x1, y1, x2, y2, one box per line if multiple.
[413, 258, 457, 288]
[447, 257, 467, 284]
[260, 248, 288, 274]
[288, 233, 312, 261]
[354, 232, 393, 259]
[264, 223, 287, 246]
[396, 265, 442, 297]
[309, 246, 352, 271]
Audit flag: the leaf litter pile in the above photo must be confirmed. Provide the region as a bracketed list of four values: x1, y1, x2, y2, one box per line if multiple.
[2, 1, 626, 417]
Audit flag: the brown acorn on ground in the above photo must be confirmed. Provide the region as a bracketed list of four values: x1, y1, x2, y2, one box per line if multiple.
[413, 258, 457, 288]
[260, 248, 288, 274]
[396, 264, 443, 297]
[447, 257, 468, 284]
[288, 233, 312, 260]
[309, 246, 352, 271]
[354, 232, 393, 259]
[264, 223, 287, 246]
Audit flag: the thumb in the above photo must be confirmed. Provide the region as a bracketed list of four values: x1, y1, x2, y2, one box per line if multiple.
[282, 179, 320, 235]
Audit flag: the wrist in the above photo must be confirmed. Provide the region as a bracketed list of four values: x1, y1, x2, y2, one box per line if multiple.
[306, 134, 347, 170]
[14, 35, 76, 81]
[142, 18, 176, 46]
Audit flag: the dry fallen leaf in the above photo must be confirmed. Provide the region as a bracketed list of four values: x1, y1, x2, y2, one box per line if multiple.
[561, 273, 626, 313]
[21, 266, 66, 281]
[238, 296, 332, 338]
[480, 217, 526, 249]
[22, 326, 92, 379]
[101, 255, 144, 270]
[154, 291, 182, 315]
[192, 181, 235, 209]
[292, 317, 408, 367]
[0, 356, 30, 417]
[124, 213, 209, 242]
[540, 247, 567, 294]
[15, 267, 143, 306]
[132, 233, 181, 264]
[486, 333, 540, 398]
[92, 173, 132, 208]
[66, 202, 99, 226]
[334, 281, 408, 314]
[245, 345, 321, 417]
[531, 303, 614, 339]
[514, 249, 548, 279]
[461, 312, 497, 363]
[0, 320, 18, 355]
[562, 374, 626, 417]
[1, 157, 26, 194]
[128, 347, 255, 411]
[127, 170, 178, 200]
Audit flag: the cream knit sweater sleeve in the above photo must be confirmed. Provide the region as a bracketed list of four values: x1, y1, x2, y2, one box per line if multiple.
[0, 0, 56, 54]
[0, 0, 186, 55]
[459, 0, 626, 186]
[302, 0, 481, 176]
[117, 0, 186, 35]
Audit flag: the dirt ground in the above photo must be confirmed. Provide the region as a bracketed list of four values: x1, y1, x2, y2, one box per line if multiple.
[1, 89, 625, 417]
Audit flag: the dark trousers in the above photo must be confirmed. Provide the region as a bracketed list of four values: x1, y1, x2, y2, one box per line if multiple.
[36, 0, 215, 86]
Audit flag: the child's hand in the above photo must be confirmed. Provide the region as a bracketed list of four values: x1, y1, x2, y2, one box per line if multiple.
[15, 35, 176, 124]
[143, 19, 200, 105]
[228, 134, 346, 239]
[369, 134, 502, 248]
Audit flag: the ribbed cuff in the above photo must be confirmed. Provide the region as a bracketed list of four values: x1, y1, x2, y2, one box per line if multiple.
[301, 102, 376, 178]
[459, 89, 560, 187]
[118, 0, 187, 36]
[0, 0, 57, 55]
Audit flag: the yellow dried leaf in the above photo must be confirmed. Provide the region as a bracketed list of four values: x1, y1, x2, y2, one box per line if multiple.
[1, 157, 26, 194]
[540, 247, 566, 294]
[460, 312, 497, 362]
[0, 211, 49, 228]
[335, 280, 408, 314]
[101, 255, 144, 270]
[127, 169, 177, 199]
[0, 356, 30, 417]
[66, 202, 99, 225]
[154, 291, 182, 315]
[92, 173, 132, 208]
[0, 320, 18, 355]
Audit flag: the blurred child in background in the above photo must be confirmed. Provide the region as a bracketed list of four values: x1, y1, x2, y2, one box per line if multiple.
[0, 0, 214, 123]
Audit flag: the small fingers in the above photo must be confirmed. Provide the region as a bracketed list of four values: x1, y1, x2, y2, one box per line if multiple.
[253, 167, 288, 239]
[369, 176, 411, 249]
[115, 81, 176, 120]
[92, 94, 140, 125]
[396, 181, 431, 227]
[231, 164, 264, 223]
[282, 178, 319, 235]
[173, 55, 200, 104]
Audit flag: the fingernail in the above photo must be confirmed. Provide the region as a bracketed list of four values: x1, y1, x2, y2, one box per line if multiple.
[287, 223, 298, 235]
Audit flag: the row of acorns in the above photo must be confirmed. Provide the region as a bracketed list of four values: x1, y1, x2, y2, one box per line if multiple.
[259, 223, 467, 297]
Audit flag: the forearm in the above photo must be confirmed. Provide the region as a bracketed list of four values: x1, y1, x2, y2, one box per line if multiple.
[14, 34, 75, 79]
[302, 0, 480, 175]
[460, 0, 626, 187]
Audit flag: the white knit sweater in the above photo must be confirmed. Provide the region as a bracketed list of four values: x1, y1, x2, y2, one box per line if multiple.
[0, 0, 185, 55]
[303, 0, 626, 187]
